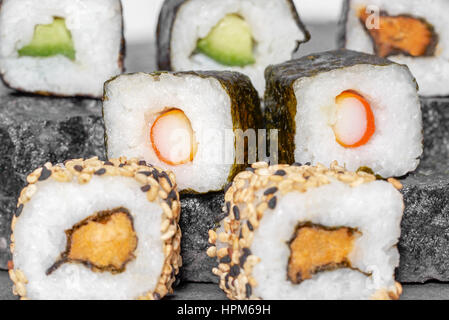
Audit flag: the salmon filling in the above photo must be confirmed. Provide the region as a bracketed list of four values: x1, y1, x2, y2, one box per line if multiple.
[287, 223, 361, 284]
[47, 207, 138, 275]
[358, 8, 437, 58]
[150, 108, 198, 166]
[332, 90, 375, 148]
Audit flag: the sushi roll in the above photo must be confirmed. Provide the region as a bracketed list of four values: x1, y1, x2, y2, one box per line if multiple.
[103, 71, 263, 193]
[156, 0, 310, 95]
[9, 157, 181, 300]
[0, 0, 125, 98]
[339, 0, 449, 97]
[208, 162, 404, 300]
[264, 49, 423, 177]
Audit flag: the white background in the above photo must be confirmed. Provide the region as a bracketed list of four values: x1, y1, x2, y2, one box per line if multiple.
[122, 0, 344, 43]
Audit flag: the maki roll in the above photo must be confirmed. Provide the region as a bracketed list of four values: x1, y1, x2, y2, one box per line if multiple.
[103, 71, 263, 193]
[264, 49, 423, 177]
[0, 0, 125, 98]
[339, 0, 449, 97]
[208, 162, 404, 300]
[156, 0, 310, 94]
[9, 157, 181, 300]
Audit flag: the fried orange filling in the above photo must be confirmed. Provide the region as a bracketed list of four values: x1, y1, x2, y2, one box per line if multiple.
[47, 208, 137, 275]
[358, 8, 437, 58]
[287, 224, 360, 284]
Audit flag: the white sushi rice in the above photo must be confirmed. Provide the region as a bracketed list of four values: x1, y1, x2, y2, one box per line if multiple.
[13, 175, 164, 300]
[293, 63, 422, 177]
[104, 72, 235, 193]
[0, 0, 123, 97]
[343, 0, 449, 97]
[170, 0, 307, 94]
[251, 178, 403, 300]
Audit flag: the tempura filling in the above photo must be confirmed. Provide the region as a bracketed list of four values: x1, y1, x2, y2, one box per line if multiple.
[358, 8, 438, 58]
[287, 223, 361, 284]
[46, 207, 138, 275]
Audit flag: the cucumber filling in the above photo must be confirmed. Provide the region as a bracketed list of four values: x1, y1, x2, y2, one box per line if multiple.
[18, 17, 76, 60]
[196, 14, 255, 67]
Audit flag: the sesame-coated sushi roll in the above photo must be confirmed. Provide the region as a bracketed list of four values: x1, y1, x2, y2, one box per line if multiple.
[339, 0, 449, 97]
[208, 162, 404, 300]
[103, 71, 263, 193]
[156, 0, 310, 95]
[9, 157, 181, 300]
[0, 0, 125, 98]
[264, 49, 423, 177]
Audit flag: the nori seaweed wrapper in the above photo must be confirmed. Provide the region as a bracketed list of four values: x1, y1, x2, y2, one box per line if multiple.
[337, 0, 350, 49]
[264, 49, 412, 164]
[103, 70, 263, 192]
[156, 0, 310, 70]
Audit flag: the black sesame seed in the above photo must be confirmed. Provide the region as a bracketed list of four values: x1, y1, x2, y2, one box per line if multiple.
[274, 169, 286, 176]
[263, 187, 278, 196]
[233, 206, 240, 220]
[292, 162, 302, 167]
[16, 204, 24, 217]
[224, 182, 232, 193]
[239, 248, 251, 267]
[305, 162, 311, 166]
[268, 196, 277, 209]
[141, 185, 151, 192]
[151, 170, 160, 181]
[74, 165, 83, 172]
[224, 274, 230, 289]
[247, 221, 254, 231]
[166, 189, 177, 206]
[220, 255, 231, 264]
[160, 172, 172, 187]
[104, 161, 114, 166]
[225, 202, 231, 215]
[38, 166, 52, 181]
[138, 160, 147, 166]
[119, 163, 125, 168]
[168, 189, 177, 201]
[230, 265, 240, 277]
[153, 293, 161, 300]
[245, 283, 252, 298]
[94, 168, 106, 176]
[138, 171, 152, 177]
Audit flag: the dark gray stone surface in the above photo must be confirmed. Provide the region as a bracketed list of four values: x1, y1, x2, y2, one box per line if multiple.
[0, 93, 105, 269]
[420, 98, 449, 168]
[179, 192, 226, 283]
[397, 168, 449, 283]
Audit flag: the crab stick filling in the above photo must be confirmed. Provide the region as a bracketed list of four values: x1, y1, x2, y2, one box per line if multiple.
[332, 90, 375, 148]
[288, 223, 361, 284]
[358, 8, 437, 58]
[150, 108, 198, 166]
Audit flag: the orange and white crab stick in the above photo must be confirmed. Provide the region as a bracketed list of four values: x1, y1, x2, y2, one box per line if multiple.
[332, 90, 375, 148]
[150, 108, 198, 166]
